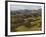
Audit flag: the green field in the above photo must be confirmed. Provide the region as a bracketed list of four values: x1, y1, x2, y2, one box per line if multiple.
[10, 14, 42, 32]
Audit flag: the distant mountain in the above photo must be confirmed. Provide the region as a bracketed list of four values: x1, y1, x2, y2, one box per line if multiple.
[11, 9, 41, 16]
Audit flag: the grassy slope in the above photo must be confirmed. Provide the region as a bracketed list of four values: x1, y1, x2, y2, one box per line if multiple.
[11, 15, 42, 32]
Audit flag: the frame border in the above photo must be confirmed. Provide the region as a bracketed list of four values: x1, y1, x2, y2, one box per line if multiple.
[5, 1, 45, 36]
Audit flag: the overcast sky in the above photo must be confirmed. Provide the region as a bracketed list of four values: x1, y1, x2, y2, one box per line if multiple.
[10, 4, 41, 11]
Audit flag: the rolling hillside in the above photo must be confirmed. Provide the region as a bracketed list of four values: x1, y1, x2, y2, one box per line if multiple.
[10, 9, 42, 32]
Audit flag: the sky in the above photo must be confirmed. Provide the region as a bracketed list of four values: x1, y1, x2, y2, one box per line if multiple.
[10, 4, 41, 11]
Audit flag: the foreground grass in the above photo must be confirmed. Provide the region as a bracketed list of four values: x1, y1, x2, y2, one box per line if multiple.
[11, 15, 42, 32]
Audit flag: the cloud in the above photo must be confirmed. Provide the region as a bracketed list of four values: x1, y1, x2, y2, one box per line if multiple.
[10, 4, 41, 11]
